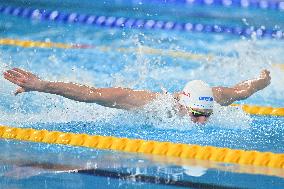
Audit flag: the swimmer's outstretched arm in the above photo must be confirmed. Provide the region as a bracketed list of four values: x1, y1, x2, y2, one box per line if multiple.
[3, 68, 158, 110]
[212, 69, 271, 106]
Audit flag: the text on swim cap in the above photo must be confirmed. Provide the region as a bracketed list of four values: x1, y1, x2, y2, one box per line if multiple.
[199, 97, 213, 101]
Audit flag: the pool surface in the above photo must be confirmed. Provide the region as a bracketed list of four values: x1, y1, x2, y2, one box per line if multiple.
[0, 0, 284, 188]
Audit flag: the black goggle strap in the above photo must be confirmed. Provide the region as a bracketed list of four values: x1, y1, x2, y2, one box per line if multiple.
[188, 107, 212, 117]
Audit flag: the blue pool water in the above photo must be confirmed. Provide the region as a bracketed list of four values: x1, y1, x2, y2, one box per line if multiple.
[0, 139, 284, 189]
[0, 0, 284, 188]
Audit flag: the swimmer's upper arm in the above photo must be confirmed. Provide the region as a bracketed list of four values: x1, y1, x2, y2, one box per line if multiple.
[212, 87, 240, 106]
[87, 87, 158, 110]
[41, 82, 158, 110]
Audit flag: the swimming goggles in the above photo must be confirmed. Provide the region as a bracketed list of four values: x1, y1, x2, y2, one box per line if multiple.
[187, 107, 212, 118]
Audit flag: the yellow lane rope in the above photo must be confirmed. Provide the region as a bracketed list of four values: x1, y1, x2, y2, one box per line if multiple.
[233, 104, 284, 116]
[101, 45, 212, 61]
[0, 38, 75, 49]
[0, 38, 209, 61]
[1, 38, 284, 70]
[0, 125, 283, 169]
[273, 63, 284, 71]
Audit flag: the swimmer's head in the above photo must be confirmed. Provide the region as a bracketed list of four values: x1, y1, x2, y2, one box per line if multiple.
[179, 80, 214, 124]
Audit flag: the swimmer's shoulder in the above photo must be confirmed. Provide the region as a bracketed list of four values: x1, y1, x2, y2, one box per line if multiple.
[173, 92, 181, 101]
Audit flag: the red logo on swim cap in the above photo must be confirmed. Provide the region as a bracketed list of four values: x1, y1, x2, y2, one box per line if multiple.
[182, 91, 190, 97]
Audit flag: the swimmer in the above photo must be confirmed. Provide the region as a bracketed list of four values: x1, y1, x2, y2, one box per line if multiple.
[3, 68, 271, 124]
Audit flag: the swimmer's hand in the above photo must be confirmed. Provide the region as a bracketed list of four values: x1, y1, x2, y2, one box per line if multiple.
[3, 68, 45, 95]
[212, 69, 271, 106]
[257, 69, 271, 90]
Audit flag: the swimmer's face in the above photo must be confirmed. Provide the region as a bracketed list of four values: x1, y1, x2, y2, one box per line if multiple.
[187, 108, 213, 124]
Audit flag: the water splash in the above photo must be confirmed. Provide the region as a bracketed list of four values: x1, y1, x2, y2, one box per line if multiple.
[0, 31, 282, 131]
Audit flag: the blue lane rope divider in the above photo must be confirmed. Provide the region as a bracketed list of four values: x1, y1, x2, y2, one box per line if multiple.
[130, 0, 284, 11]
[0, 5, 283, 40]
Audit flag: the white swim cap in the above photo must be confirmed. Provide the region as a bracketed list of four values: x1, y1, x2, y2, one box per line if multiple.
[179, 80, 214, 109]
